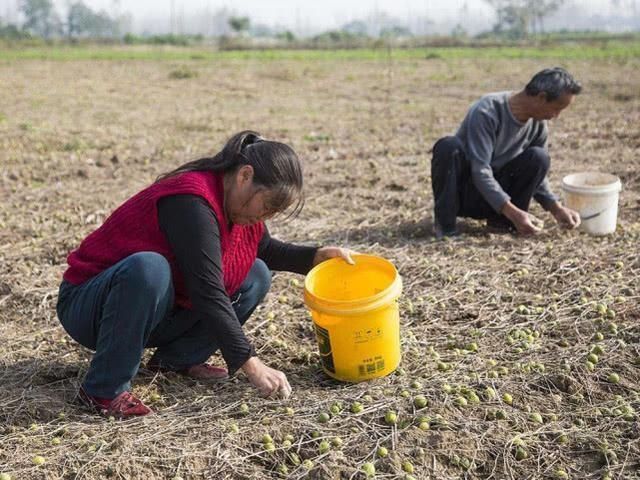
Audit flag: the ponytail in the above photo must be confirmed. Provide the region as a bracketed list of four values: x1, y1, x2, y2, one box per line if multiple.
[156, 130, 304, 219]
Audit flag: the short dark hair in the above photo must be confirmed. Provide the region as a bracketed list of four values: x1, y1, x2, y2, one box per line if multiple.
[525, 67, 582, 102]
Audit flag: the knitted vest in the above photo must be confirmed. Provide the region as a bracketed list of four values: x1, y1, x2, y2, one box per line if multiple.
[63, 171, 264, 308]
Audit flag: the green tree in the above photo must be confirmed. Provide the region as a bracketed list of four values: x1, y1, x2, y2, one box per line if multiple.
[228, 16, 250, 35]
[20, 0, 61, 38]
[66, 1, 119, 38]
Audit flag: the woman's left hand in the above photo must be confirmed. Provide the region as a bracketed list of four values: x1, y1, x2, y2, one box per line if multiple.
[312, 246, 357, 267]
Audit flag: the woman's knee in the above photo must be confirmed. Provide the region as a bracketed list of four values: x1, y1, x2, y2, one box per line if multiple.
[249, 259, 272, 301]
[116, 252, 172, 297]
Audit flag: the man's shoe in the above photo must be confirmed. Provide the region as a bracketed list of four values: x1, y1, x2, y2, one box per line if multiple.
[147, 361, 229, 381]
[78, 387, 152, 418]
[486, 218, 516, 233]
[433, 220, 459, 240]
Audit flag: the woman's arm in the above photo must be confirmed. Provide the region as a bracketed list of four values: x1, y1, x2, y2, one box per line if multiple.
[258, 227, 356, 273]
[157, 194, 255, 374]
[257, 226, 319, 274]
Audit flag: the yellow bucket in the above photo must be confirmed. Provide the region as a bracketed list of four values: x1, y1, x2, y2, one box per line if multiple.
[304, 254, 403, 382]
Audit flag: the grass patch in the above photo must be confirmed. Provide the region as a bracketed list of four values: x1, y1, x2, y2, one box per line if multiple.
[1, 42, 640, 62]
[168, 65, 198, 79]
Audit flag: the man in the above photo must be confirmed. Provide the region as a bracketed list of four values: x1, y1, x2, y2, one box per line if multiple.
[431, 67, 582, 237]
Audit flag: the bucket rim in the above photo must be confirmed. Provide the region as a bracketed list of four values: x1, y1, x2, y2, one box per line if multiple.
[561, 171, 622, 195]
[304, 254, 402, 315]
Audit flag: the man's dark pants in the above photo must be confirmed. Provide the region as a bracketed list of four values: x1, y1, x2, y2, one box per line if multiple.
[431, 136, 550, 233]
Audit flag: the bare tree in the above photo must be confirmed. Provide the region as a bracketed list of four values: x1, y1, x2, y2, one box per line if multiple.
[485, 0, 565, 37]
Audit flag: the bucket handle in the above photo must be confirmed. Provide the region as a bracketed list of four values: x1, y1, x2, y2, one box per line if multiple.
[581, 203, 616, 221]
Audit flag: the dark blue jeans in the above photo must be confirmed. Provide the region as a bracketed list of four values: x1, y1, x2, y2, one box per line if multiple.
[56, 252, 271, 399]
[431, 136, 550, 232]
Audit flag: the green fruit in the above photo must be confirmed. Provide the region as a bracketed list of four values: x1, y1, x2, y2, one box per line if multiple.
[437, 362, 449, 372]
[502, 393, 513, 405]
[554, 468, 569, 479]
[264, 442, 275, 453]
[262, 434, 273, 444]
[51, 437, 61, 445]
[410, 380, 422, 389]
[591, 344, 605, 355]
[289, 452, 301, 465]
[529, 412, 543, 424]
[317, 412, 330, 423]
[455, 396, 468, 407]
[466, 392, 480, 404]
[302, 459, 313, 470]
[418, 421, 430, 431]
[318, 440, 330, 454]
[362, 462, 376, 477]
[515, 446, 528, 461]
[384, 411, 398, 425]
[330, 403, 341, 415]
[413, 395, 428, 409]
[331, 436, 343, 447]
[593, 332, 605, 341]
[587, 353, 599, 364]
[402, 461, 414, 473]
[0, 474, 11, 480]
[377, 446, 389, 457]
[281, 440, 292, 448]
[32, 456, 46, 466]
[311, 430, 321, 439]
[284, 407, 294, 415]
[466, 342, 479, 352]
[277, 464, 288, 475]
[495, 409, 507, 420]
[484, 387, 497, 400]
[557, 434, 569, 444]
[239, 403, 249, 414]
[400, 390, 411, 398]
[585, 361, 595, 372]
[351, 402, 364, 414]
[442, 383, 453, 393]
[607, 373, 620, 384]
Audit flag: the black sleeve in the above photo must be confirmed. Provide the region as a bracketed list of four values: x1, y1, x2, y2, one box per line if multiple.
[257, 225, 319, 275]
[157, 194, 255, 374]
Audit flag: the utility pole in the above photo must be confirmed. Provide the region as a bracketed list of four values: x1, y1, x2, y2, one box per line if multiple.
[170, 0, 175, 34]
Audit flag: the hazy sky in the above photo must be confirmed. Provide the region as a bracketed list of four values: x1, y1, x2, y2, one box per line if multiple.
[1, 0, 630, 32]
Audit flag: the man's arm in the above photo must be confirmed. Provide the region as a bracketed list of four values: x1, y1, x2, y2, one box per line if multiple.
[530, 123, 559, 210]
[463, 109, 511, 213]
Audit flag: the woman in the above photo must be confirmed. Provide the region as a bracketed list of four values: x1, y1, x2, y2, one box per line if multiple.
[56, 131, 353, 418]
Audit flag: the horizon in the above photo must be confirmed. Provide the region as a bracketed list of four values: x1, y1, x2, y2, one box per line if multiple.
[2, 0, 639, 35]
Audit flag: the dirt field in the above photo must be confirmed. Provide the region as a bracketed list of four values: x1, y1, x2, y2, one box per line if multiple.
[1, 51, 639, 479]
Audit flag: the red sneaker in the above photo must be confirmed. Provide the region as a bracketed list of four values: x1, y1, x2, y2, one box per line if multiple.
[147, 362, 228, 381]
[78, 388, 152, 418]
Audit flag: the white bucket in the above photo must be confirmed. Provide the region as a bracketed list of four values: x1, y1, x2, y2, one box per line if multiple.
[561, 172, 622, 235]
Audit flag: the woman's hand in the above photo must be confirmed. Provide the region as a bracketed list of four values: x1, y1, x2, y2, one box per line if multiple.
[241, 356, 292, 399]
[312, 246, 357, 267]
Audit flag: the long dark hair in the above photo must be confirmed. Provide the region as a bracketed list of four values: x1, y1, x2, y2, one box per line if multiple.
[156, 130, 304, 219]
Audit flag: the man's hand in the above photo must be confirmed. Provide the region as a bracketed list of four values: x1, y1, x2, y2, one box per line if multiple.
[549, 202, 581, 229]
[241, 357, 292, 399]
[312, 246, 357, 267]
[501, 201, 542, 236]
